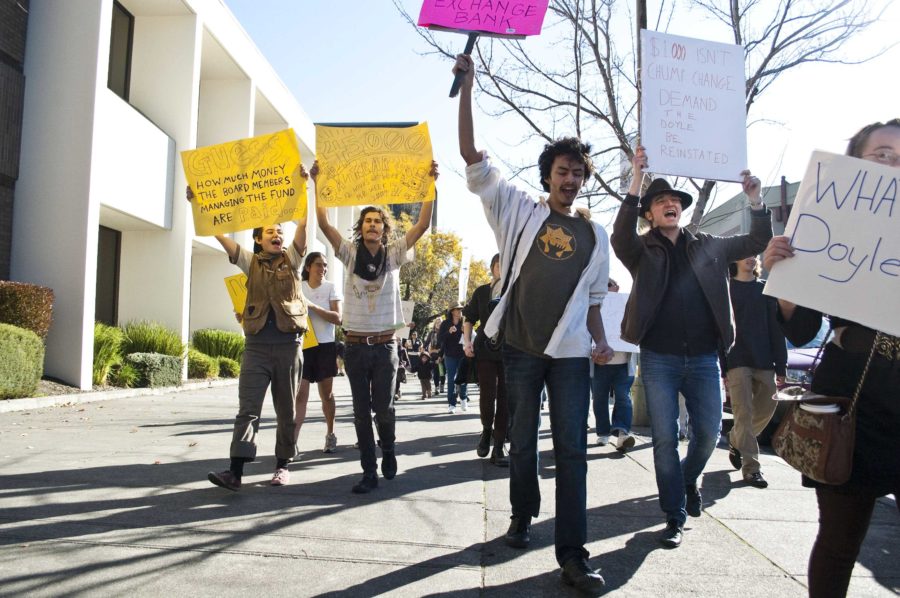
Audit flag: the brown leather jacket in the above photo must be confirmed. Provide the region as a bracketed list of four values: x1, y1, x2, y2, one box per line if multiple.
[611, 195, 773, 351]
[241, 252, 308, 336]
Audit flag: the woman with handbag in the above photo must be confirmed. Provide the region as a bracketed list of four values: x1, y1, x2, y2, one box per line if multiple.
[763, 118, 900, 598]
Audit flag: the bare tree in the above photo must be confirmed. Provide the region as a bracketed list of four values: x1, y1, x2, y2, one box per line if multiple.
[396, 0, 887, 228]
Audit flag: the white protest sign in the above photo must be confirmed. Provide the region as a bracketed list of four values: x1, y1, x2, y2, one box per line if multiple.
[601, 292, 640, 353]
[640, 30, 747, 182]
[763, 151, 900, 336]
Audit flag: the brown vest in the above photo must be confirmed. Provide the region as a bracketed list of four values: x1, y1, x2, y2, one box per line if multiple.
[241, 251, 308, 336]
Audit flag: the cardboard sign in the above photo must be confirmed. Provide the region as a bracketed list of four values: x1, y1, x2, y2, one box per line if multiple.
[600, 292, 640, 353]
[764, 151, 900, 336]
[182, 129, 307, 236]
[640, 30, 747, 182]
[314, 123, 436, 207]
[223, 273, 318, 347]
[417, 0, 549, 37]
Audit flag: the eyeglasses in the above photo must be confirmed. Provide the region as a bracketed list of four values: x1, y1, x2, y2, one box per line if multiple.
[863, 149, 900, 166]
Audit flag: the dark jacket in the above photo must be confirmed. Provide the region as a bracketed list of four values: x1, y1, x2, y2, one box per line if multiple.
[611, 194, 772, 351]
[462, 282, 502, 361]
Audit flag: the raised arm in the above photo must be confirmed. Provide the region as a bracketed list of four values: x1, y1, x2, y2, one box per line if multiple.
[310, 161, 343, 252]
[186, 185, 239, 261]
[405, 161, 438, 247]
[291, 164, 310, 254]
[454, 54, 481, 166]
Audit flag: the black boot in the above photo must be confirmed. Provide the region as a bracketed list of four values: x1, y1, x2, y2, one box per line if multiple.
[476, 427, 491, 458]
[490, 442, 509, 467]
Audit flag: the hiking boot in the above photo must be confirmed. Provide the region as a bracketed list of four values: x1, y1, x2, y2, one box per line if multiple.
[659, 520, 683, 548]
[270, 467, 290, 486]
[504, 515, 531, 549]
[208, 470, 241, 492]
[685, 484, 703, 517]
[476, 427, 492, 458]
[351, 474, 378, 494]
[323, 433, 337, 454]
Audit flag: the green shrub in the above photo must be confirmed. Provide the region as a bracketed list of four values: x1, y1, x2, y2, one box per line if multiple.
[93, 322, 125, 385]
[0, 323, 44, 399]
[188, 348, 218, 379]
[217, 356, 240, 378]
[126, 352, 182, 388]
[123, 321, 185, 358]
[0, 281, 54, 339]
[108, 362, 139, 388]
[191, 328, 244, 361]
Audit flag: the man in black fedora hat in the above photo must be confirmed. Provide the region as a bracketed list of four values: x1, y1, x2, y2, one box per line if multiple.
[611, 146, 772, 548]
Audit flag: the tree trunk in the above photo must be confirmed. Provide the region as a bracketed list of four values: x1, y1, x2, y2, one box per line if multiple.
[687, 179, 717, 234]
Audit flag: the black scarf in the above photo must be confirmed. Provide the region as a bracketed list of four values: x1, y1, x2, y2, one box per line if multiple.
[353, 242, 386, 281]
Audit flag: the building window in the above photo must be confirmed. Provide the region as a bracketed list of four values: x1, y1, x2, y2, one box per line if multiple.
[95, 226, 121, 326]
[108, 1, 134, 101]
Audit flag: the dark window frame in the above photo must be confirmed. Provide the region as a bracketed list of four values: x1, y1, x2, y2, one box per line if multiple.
[96, 225, 121, 326]
[107, 0, 134, 101]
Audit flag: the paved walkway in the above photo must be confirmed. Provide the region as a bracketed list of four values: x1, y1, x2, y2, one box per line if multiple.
[0, 376, 897, 597]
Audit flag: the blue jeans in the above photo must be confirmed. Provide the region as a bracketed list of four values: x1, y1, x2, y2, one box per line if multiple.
[443, 355, 468, 406]
[503, 344, 591, 566]
[591, 363, 634, 436]
[640, 349, 722, 525]
[344, 341, 399, 477]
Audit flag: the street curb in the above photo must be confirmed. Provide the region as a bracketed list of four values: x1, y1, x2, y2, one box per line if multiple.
[0, 378, 239, 413]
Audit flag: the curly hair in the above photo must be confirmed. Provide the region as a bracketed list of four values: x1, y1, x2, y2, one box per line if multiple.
[537, 137, 595, 192]
[845, 118, 900, 158]
[351, 206, 393, 245]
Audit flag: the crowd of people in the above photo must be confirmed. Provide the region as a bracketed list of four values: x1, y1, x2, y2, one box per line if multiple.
[190, 48, 898, 597]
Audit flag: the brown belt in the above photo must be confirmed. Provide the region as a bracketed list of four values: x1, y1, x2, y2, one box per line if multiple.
[344, 332, 396, 346]
[839, 326, 900, 361]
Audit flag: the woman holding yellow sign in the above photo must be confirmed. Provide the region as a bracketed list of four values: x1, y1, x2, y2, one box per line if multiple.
[188, 165, 310, 492]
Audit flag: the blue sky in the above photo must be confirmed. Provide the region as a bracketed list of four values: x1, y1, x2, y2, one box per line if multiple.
[224, 0, 900, 285]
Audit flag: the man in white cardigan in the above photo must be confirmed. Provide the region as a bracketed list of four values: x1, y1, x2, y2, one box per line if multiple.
[454, 53, 613, 595]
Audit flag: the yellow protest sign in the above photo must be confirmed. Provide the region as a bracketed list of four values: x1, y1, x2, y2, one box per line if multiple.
[182, 129, 307, 236]
[223, 273, 317, 347]
[315, 123, 435, 207]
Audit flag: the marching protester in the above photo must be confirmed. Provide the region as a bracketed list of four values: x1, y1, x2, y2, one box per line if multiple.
[438, 303, 469, 413]
[463, 253, 508, 466]
[763, 119, 900, 598]
[612, 145, 772, 548]
[416, 351, 434, 399]
[591, 278, 637, 452]
[293, 252, 342, 454]
[311, 160, 437, 494]
[188, 167, 310, 491]
[425, 319, 446, 394]
[724, 255, 786, 488]
[455, 53, 613, 594]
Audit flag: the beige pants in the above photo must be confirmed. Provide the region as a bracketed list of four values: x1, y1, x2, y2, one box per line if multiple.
[726, 367, 777, 475]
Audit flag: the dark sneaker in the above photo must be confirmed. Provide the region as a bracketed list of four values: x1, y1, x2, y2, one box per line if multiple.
[561, 558, 606, 595]
[490, 443, 509, 467]
[381, 451, 398, 480]
[659, 520, 683, 548]
[728, 443, 742, 470]
[743, 471, 769, 488]
[504, 515, 531, 549]
[686, 484, 702, 517]
[351, 474, 378, 494]
[476, 428, 491, 458]
[208, 470, 241, 492]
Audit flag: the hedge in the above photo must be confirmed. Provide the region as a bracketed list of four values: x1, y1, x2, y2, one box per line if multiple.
[192, 328, 244, 361]
[217, 356, 240, 378]
[188, 348, 218, 379]
[0, 281, 54, 339]
[126, 353, 182, 388]
[123, 321, 185, 358]
[0, 323, 44, 399]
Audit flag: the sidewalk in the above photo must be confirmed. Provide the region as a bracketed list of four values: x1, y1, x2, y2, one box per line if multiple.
[0, 376, 896, 597]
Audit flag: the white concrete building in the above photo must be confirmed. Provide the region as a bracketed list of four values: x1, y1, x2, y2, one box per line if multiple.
[13, 0, 353, 389]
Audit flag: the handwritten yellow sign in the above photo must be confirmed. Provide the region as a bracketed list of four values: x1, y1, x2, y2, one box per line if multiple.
[223, 273, 317, 348]
[315, 123, 435, 207]
[182, 129, 307, 236]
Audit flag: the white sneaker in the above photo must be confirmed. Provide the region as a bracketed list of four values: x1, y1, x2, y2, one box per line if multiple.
[448, 405, 457, 414]
[460, 399, 468, 412]
[596, 435, 609, 446]
[616, 433, 636, 452]
[323, 433, 337, 453]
